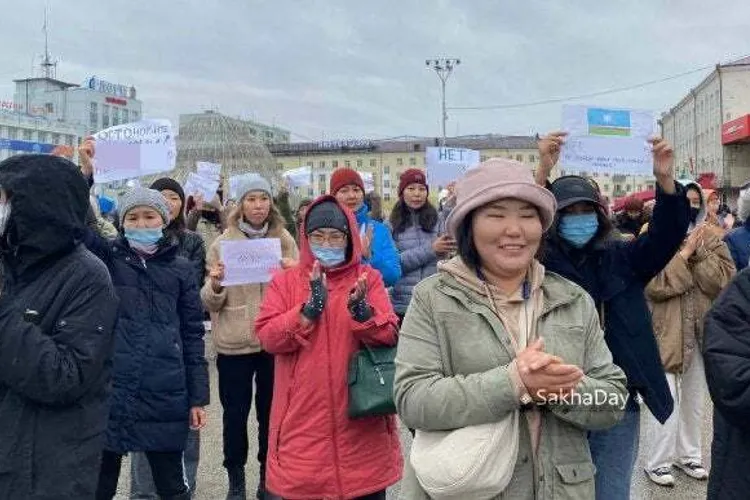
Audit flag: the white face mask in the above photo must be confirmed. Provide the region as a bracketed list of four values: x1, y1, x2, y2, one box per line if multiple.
[0, 202, 11, 236]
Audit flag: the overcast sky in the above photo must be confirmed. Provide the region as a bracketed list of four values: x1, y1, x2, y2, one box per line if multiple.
[1, 0, 748, 141]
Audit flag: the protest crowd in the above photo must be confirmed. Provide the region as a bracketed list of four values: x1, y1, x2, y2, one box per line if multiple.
[4, 127, 750, 500]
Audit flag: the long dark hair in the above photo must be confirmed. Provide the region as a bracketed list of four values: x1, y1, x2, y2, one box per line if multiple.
[389, 199, 439, 235]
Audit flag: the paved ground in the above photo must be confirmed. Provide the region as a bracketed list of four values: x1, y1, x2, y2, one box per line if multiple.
[116, 338, 712, 499]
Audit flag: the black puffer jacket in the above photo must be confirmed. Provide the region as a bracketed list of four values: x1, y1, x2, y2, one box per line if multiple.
[167, 228, 206, 288]
[703, 269, 750, 499]
[0, 155, 119, 500]
[542, 184, 689, 423]
[83, 229, 209, 454]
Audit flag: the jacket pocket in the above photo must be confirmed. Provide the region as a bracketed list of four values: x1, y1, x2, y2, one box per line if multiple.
[213, 305, 255, 349]
[553, 462, 595, 499]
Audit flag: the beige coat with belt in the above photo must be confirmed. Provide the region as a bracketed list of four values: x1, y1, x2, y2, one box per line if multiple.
[201, 224, 298, 355]
[394, 257, 627, 500]
[646, 234, 734, 374]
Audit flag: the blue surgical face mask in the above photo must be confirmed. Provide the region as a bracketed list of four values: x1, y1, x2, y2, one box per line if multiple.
[310, 244, 346, 268]
[124, 227, 163, 246]
[558, 213, 599, 248]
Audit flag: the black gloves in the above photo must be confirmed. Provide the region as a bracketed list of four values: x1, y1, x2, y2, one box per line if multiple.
[302, 274, 327, 321]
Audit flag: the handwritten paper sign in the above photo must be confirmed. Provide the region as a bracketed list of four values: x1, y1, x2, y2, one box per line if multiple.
[184, 172, 220, 201]
[357, 171, 375, 193]
[93, 119, 176, 183]
[220, 238, 282, 286]
[283, 166, 313, 188]
[560, 105, 654, 176]
[196, 161, 222, 180]
[425, 147, 481, 186]
[228, 173, 263, 201]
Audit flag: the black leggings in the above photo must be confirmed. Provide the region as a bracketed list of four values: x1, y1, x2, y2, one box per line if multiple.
[96, 449, 188, 499]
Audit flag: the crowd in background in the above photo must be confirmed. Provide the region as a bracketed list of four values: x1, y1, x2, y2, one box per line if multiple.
[2, 131, 750, 500]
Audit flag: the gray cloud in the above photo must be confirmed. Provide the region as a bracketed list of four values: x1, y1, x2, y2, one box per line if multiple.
[1, 0, 748, 140]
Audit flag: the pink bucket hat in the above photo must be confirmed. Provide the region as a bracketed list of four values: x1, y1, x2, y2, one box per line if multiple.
[446, 158, 557, 237]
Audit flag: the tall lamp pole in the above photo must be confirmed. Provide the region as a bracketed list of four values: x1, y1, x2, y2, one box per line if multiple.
[426, 58, 460, 147]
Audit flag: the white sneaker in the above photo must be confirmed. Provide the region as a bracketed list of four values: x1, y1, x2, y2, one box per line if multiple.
[675, 461, 708, 480]
[646, 467, 675, 487]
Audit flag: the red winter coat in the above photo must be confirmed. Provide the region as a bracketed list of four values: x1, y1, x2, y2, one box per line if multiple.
[255, 196, 402, 499]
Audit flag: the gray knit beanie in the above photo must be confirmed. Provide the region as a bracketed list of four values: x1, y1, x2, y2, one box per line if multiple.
[119, 187, 171, 225]
[238, 176, 272, 200]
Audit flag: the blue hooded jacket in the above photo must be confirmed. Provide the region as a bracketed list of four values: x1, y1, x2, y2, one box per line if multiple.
[354, 203, 401, 287]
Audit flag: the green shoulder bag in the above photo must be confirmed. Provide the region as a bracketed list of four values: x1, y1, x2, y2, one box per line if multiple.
[347, 344, 397, 419]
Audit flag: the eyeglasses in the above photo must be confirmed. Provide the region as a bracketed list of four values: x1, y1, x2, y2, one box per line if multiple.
[309, 232, 347, 246]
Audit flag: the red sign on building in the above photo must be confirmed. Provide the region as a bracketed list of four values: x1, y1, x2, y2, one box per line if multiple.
[105, 96, 128, 106]
[722, 114, 750, 145]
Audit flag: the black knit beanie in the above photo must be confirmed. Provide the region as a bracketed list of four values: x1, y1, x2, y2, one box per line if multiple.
[150, 177, 186, 230]
[305, 201, 349, 235]
[150, 178, 185, 206]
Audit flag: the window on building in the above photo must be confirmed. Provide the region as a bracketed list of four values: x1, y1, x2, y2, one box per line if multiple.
[319, 188, 326, 196]
[131, 111, 139, 121]
[276, 162, 284, 169]
[409, 157, 417, 166]
[308, 187, 314, 196]
[24, 129, 33, 141]
[112, 108, 120, 126]
[66, 135, 74, 146]
[319, 161, 326, 168]
[384, 165, 390, 174]
[528, 154, 536, 163]
[123, 109, 130, 123]
[384, 180, 390, 188]
[6, 127, 16, 140]
[516, 154, 523, 162]
[384, 193, 391, 202]
[45, 102, 54, 114]
[332, 160, 339, 168]
[90, 102, 98, 128]
[625, 184, 631, 192]
[306, 161, 313, 167]
[603, 184, 610, 192]
[481, 155, 487, 162]
[356, 159, 363, 168]
[102, 105, 110, 128]
[344, 160, 351, 168]
[396, 158, 403, 166]
[319, 174, 326, 184]
[560, 170, 567, 176]
[52, 133, 61, 144]
[370, 159, 376, 167]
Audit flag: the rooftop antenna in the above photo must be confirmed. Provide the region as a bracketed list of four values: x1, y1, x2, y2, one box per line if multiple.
[40, 5, 57, 79]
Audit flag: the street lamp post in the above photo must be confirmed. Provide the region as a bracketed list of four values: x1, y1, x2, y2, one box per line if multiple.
[426, 58, 461, 147]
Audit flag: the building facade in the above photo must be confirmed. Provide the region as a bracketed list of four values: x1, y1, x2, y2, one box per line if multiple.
[180, 113, 290, 145]
[269, 135, 541, 202]
[660, 57, 750, 197]
[0, 109, 83, 162]
[269, 134, 650, 204]
[14, 76, 143, 136]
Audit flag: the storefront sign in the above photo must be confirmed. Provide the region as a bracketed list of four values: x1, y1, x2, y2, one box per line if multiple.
[105, 96, 128, 106]
[0, 101, 20, 111]
[85, 76, 135, 98]
[722, 115, 750, 145]
[0, 139, 54, 154]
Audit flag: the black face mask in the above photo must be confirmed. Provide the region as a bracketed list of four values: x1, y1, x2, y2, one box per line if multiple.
[690, 207, 700, 223]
